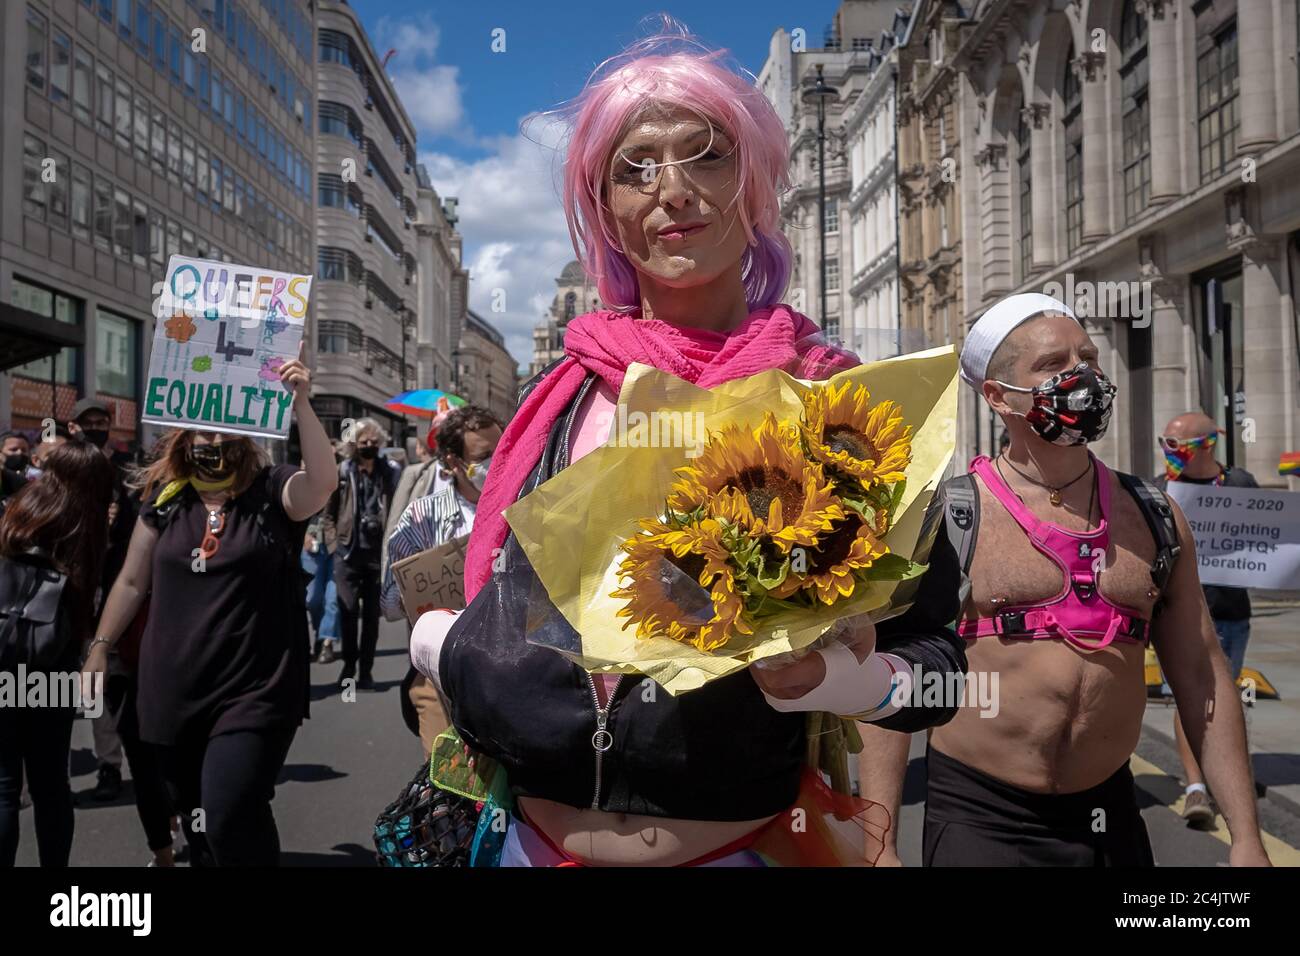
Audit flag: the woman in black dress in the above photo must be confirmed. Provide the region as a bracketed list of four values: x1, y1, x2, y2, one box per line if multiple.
[82, 352, 335, 866]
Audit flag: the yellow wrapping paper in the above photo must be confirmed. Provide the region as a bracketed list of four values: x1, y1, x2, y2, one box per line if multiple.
[504, 345, 960, 695]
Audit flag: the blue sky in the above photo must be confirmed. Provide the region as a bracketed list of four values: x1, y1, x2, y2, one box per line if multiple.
[345, 0, 844, 368]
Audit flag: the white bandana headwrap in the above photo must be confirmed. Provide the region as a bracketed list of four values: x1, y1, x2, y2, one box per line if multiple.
[959, 293, 1079, 388]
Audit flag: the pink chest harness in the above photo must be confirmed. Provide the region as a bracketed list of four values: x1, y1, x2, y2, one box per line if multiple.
[955, 455, 1150, 651]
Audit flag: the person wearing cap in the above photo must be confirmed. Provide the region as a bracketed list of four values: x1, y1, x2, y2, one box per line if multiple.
[857, 293, 1269, 866]
[381, 405, 503, 757]
[1154, 411, 1260, 828]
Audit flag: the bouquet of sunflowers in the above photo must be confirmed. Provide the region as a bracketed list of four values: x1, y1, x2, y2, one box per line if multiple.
[505, 345, 958, 695]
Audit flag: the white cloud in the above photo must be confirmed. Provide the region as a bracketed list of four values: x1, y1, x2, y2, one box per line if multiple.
[421, 127, 583, 369]
[373, 15, 582, 370]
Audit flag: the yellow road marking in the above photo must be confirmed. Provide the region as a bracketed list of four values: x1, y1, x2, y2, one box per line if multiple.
[1129, 754, 1300, 866]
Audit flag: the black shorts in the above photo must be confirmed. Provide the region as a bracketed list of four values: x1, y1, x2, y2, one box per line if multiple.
[923, 745, 1154, 867]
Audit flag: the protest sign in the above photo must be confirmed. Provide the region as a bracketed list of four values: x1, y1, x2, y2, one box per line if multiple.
[1165, 482, 1300, 589]
[392, 536, 470, 624]
[141, 255, 312, 439]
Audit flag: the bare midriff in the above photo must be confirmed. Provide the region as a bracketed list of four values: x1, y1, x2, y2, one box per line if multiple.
[517, 796, 778, 866]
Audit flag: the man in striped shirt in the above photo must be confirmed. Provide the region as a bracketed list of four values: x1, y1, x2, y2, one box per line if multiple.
[382, 405, 503, 756]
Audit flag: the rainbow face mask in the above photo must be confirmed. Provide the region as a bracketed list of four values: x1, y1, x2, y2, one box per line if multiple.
[1161, 432, 1217, 481]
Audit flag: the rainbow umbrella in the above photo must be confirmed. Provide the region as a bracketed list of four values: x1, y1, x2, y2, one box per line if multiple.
[385, 388, 467, 418]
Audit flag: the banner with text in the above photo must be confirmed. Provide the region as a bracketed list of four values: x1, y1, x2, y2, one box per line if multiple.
[392, 536, 469, 624]
[142, 255, 312, 439]
[1165, 482, 1300, 589]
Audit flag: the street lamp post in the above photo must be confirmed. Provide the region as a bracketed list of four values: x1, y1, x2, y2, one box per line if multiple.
[801, 63, 839, 331]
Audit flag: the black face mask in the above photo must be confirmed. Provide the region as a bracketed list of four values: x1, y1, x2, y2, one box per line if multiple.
[358, 446, 379, 461]
[995, 362, 1117, 446]
[189, 442, 239, 481]
[4, 453, 29, 473]
[80, 429, 110, 449]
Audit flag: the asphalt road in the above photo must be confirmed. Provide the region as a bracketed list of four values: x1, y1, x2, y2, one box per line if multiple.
[16, 616, 1300, 866]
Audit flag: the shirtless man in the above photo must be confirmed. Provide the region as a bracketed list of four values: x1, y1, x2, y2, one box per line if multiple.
[859, 293, 1270, 866]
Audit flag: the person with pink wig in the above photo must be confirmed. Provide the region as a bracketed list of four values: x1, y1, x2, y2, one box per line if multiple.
[408, 19, 967, 867]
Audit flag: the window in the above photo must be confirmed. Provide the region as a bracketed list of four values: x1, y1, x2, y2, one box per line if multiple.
[51, 31, 71, 104]
[1198, 24, 1239, 182]
[163, 117, 180, 183]
[96, 63, 113, 138]
[823, 197, 839, 235]
[318, 247, 362, 283]
[181, 227, 195, 258]
[1018, 105, 1033, 281]
[136, 0, 151, 54]
[97, 309, 140, 398]
[1121, 0, 1151, 222]
[166, 219, 179, 261]
[149, 211, 164, 269]
[197, 143, 210, 200]
[208, 69, 220, 114]
[319, 101, 360, 143]
[318, 320, 362, 354]
[154, 13, 166, 69]
[1063, 44, 1084, 254]
[115, 77, 131, 151]
[50, 152, 70, 230]
[73, 46, 93, 124]
[113, 187, 132, 258]
[94, 176, 113, 250]
[825, 257, 840, 293]
[131, 198, 148, 266]
[183, 47, 195, 93]
[211, 155, 223, 211]
[169, 26, 181, 83]
[98, 0, 112, 23]
[72, 164, 91, 240]
[27, 7, 48, 92]
[10, 279, 82, 386]
[223, 163, 234, 211]
[151, 105, 166, 173]
[23, 135, 47, 221]
[182, 133, 196, 191]
[116, 0, 131, 39]
[134, 91, 149, 162]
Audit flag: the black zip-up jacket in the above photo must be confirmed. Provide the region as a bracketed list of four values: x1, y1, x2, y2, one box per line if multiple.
[440, 372, 967, 821]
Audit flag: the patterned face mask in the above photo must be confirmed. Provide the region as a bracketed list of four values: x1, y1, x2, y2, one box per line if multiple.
[465, 455, 492, 491]
[995, 362, 1118, 446]
[1161, 432, 1217, 481]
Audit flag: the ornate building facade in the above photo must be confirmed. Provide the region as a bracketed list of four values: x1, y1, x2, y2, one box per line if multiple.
[902, 0, 1300, 485]
[530, 259, 602, 377]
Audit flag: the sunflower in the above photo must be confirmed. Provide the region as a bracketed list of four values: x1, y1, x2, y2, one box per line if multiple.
[802, 381, 913, 487]
[611, 517, 752, 652]
[769, 511, 890, 605]
[667, 413, 844, 552]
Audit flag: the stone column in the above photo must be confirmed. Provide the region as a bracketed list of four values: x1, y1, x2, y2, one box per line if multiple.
[1079, 52, 1109, 242]
[1024, 102, 1053, 272]
[1240, 239, 1287, 485]
[1147, 280, 1189, 447]
[1140, 0, 1181, 203]
[1236, 0, 1278, 153]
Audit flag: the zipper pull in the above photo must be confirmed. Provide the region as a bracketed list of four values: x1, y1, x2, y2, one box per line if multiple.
[591, 708, 614, 753]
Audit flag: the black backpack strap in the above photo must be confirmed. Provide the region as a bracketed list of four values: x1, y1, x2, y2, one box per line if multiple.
[941, 473, 979, 578]
[1118, 472, 1181, 593]
[516, 357, 567, 409]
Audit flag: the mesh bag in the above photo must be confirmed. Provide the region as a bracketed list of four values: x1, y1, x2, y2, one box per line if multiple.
[372, 760, 481, 867]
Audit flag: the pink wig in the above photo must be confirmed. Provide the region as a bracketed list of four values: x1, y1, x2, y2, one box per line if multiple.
[556, 18, 793, 312]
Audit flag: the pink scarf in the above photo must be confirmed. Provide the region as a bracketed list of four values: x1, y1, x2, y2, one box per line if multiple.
[463, 304, 857, 600]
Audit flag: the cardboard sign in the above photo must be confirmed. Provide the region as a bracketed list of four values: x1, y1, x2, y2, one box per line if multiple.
[141, 255, 312, 439]
[392, 535, 470, 624]
[1165, 482, 1300, 589]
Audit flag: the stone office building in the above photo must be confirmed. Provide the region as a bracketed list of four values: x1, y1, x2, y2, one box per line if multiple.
[900, 0, 1300, 486]
[2, 0, 315, 449]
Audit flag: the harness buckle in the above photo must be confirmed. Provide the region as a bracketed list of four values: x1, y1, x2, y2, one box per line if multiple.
[1072, 574, 1096, 601]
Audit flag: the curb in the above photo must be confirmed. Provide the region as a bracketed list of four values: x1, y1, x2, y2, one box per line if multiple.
[1141, 717, 1300, 819]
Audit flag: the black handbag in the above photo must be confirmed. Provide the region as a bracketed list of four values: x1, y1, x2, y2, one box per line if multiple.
[0, 550, 73, 673]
